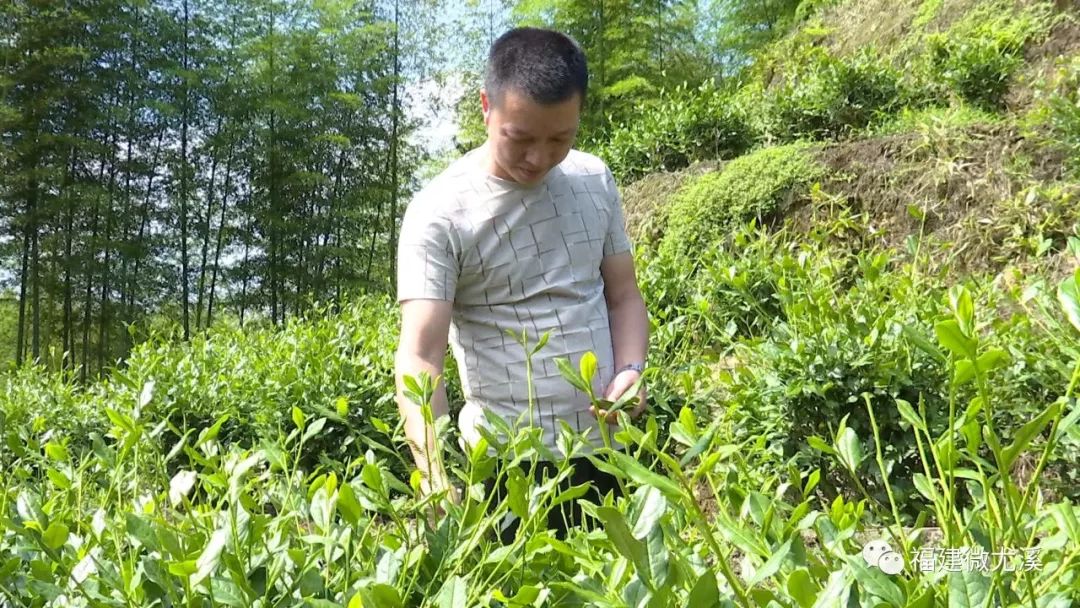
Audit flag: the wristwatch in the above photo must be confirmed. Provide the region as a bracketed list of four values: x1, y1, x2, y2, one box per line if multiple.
[617, 362, 645, 374]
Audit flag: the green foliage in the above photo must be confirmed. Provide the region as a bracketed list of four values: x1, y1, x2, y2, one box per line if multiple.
[710, 0, 814, 65]
[2, 274, 1078, 605]
[660, 143, 823, 260]
[642, 203, 1080, 506]
[1028, 55, 1080, 176]
[5, 1, 1080, 605]
[873, 103, 1003, 135]
[759, 49, 908, 141]
[452, 74, 487, 154]
[0, 295, 417, 470]
[593, 80, 754, 181]
[912, 0, 944, 30]
[793, 0, 842, 23]
[922, 2, 1048, 110]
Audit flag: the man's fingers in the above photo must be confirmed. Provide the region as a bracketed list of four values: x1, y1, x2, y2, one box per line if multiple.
[589, 405, 619, 425]
[602, 381, 623, 402]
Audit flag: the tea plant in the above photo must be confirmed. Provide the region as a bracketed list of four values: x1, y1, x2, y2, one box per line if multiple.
[3, 268, 1077, 606]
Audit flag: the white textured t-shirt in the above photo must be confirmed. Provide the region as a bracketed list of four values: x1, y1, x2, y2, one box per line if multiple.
[396, 147, 633, 457]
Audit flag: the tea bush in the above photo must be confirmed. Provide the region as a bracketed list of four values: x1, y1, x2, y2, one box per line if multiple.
[659, 143, 823, 260]
[922, 2, 1048, 110]
[719, 246, 951, 490]
[636, 230, 787, 430]
[595, 80, 754, 182]
[1028, 56, 1080, 176]
[0, 294, 425, 471]
[759, 50, 909, 141]
[2, 267, 1078, 606]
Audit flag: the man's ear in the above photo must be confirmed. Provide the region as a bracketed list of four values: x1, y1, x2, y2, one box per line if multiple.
[480, 89, 491, 125]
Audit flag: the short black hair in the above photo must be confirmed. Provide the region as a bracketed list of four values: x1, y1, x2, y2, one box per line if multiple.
[484, 27, 588, 107]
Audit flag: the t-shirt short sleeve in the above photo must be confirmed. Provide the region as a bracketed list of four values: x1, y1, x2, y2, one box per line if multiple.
[602, 169, 633, 257]
[396, 197, 459, 303]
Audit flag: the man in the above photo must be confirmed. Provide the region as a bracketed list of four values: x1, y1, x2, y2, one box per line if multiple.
[394, 27, 649, 541]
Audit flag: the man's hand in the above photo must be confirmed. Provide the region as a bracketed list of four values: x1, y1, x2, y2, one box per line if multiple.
[593, 369, 647, 424]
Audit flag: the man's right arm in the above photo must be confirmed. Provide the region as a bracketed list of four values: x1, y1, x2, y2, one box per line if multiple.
[395, 298, 458, 503]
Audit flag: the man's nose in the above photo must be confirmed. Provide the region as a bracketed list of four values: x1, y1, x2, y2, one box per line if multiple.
[525, 147, 548, 168]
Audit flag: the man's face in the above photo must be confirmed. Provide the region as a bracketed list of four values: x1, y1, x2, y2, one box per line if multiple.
[481, 87, 580, 186]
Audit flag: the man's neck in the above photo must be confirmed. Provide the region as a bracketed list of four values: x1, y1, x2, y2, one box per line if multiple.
[478, 141, 513, 182]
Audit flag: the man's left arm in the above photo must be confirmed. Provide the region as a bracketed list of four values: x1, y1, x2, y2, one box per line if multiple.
[600, 251, 649, 420]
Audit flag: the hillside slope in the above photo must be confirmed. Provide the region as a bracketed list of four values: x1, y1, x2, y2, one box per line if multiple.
[622, 0, 1079, 282]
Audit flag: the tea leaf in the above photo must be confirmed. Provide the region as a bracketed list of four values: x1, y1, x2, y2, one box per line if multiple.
[748, 538, 793, 587]
[812, 568, 853, 608]
[46, 469, 70, 490]
[505, 467, 529, 519]
[949, 285, 975, 336]
[402, 375, 422, 399]
[138, 380, 155, 408]
[597, 507, 652, 583]
[847, 556, 904, 607]
[807, 436, 836, 456]
[126, 513, 158, 551]
[786, 569, 818, 608]
[804, 470, 821, 497]
[935, 320, 976, 359]
[902, 324, 947, 364]
[715, 513, 769, 558]
[1003, 400, 1061, 470]
[947, 570, 989, 608]
[195, 414, 230, 447]
[192, 527, 230, 586]
[895, 399, 925, 431]
[1060, 398, 1080, 437]
[913, 474, 935, 501]
[550, 482, 591, 508]
[688, 569, 720, 607]
[644, 526, 670, 588]
[338, 483, 362, 525]
[44, 442, 68, 462]
[169, 470, 197, 506]
[836, 427, 864, 472]
[579, 352, 598, 387]
[955, 348, 1008, 386]
[595, 451, 682, 499]
[435, 575, 469, 608]
[631, 486, 667, 539]
[1058, 272, 1080, 334]
[374, 549, 402, 587]
[554, 357, 592, 394]
[168, 560, 198, 577]
[301, 417, 328, 443]
[679, 427, 723, 467]
[533, 331, 551, 355]
[42, 522, 68, 550]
